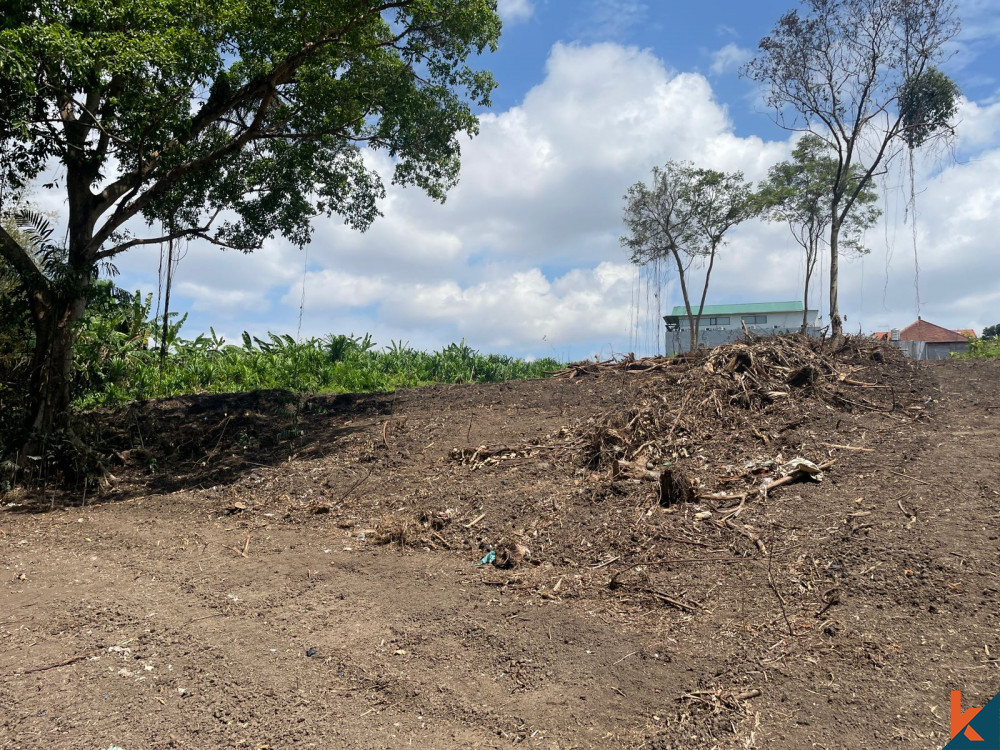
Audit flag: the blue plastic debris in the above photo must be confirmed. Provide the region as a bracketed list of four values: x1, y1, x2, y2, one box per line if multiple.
[477, 550, 496, 566]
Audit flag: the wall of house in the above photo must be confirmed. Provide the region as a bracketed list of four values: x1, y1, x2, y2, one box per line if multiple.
[894, 341, 970, 361]
[666, 326, 823, 357]
[675, 311, 815, 332]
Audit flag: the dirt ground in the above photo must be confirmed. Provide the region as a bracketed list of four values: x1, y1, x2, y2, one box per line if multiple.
[2, 341, 999, 749]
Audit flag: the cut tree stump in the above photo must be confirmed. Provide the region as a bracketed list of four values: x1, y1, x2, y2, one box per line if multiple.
[659, 466, 697, 506]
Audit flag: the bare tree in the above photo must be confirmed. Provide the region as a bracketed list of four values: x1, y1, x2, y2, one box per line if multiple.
[622, 162, 757, 352]
[743, 0, 960, 337]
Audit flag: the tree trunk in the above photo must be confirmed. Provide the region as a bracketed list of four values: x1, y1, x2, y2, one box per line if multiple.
[692, 245, 718, 350]
[20, 281, 88, 461]
[802, 280, 810, 334]
[802, 244, 816, 334]
[829, 214, 842, 338]
[670, 249, 699, 353]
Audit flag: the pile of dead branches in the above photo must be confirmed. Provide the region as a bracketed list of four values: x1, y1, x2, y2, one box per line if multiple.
[699, 333, 902, 409]
[581, 335, 911, 476]
[548, 353, 676, 379]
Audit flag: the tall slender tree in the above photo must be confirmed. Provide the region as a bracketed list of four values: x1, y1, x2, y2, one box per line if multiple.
[743, 0, 960, 337]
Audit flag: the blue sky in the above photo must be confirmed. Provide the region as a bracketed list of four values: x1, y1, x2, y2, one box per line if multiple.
[111, 0, 1000, 361]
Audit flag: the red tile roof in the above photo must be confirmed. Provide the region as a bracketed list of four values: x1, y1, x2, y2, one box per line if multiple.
[899, 318, 969, 343]
[872, 331, 890, 340]
[956, 329, 977, 339]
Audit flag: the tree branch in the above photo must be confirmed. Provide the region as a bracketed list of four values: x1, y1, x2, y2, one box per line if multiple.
[93, 209, 223, 261]
[0, 224, 47, 291]
[90, 1, 413, 246]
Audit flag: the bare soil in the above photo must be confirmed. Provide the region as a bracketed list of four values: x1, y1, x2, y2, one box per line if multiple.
[2, 342, 999, 749]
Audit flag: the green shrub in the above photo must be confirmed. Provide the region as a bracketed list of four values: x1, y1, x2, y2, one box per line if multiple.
[958, 339, 1000, 359]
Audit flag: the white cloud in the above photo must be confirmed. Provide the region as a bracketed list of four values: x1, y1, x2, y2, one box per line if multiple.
[497, 0, 534, 24]
[951, 96, 1000, 151]
[709, 43, 752, 75]
[291, 262, 636, 356]
[111, 40, 1000, 356]
[283, 270, 389, 310]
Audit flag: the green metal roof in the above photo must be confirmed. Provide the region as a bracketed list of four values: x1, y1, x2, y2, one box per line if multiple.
[668, 301, 805, 317]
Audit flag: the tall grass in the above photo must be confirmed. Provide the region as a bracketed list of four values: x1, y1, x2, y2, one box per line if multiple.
[2, 285, 561, 417]
[73, 313, 561, 408]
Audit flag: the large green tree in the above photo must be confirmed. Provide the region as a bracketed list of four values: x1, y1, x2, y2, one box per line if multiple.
[757, 135, 881, 333]
[622, 162, 758, 352]
[743, 0, 960, 338]
[0, 0, 501, 455]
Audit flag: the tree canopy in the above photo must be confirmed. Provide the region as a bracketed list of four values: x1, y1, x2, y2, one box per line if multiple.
[621, 161, 757, 352]
[757, 134, 880, 331]
[0, 0, 502, 452]
[0, 0, 500, 257]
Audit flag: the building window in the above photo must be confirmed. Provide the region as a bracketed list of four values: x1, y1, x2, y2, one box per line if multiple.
[706, 316, 730, 326]
[742, 315, 767, 325]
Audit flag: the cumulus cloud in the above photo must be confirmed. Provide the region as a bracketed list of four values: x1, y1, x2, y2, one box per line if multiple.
[306, 42, 786, 276]
[287, 262, 636, 356]
[951, 96, 1000, 151]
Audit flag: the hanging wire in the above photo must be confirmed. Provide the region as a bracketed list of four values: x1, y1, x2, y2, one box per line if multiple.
[158, 228, 174, 373]
[652, 258, 661, 356]
[297, 244, 309, 343]
[293, 244, 311, 395]
[907, 148, 922, 315]
[900, 12, 921, 318]
[629, 264, 639, 354]
[880, 169, 895, 310]
[858, 253, 865, 332]
[154, 238, 165, 323]
[819, 238, 826, 329]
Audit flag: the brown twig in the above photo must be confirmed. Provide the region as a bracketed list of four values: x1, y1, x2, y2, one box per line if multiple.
[334, 468, 374, 505]
[816, 587, 841, 618]
[820, 443, 875, 452]
[666, 392, 693, 443]
[647, 589, 701, 612]
[430, 531, 451, 549]
[724, 518, 767, 555]
[767, 536, 793, 636]
[21, 648, 104, 674]
[464, 512, 486, 529]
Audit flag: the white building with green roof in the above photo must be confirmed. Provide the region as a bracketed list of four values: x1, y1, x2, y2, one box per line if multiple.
[663, 301, 820, 355]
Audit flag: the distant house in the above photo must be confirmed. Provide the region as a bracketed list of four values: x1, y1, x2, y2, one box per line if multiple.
[663, 301, 820, 356]
[881, 317, 971, 360]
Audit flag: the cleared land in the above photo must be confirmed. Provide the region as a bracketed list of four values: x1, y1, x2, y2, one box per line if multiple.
[2, 341, 998, 749]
